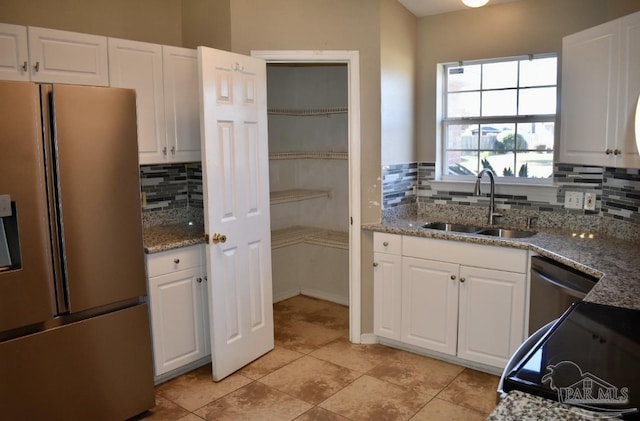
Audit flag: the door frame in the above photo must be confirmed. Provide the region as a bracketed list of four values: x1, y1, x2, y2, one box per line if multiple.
[251, 50, 362, 343]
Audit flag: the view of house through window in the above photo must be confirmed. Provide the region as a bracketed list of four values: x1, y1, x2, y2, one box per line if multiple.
[442, 54, 557, 181]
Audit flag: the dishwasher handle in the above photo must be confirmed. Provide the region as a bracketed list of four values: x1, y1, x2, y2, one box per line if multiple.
[531, 268, 588, 299]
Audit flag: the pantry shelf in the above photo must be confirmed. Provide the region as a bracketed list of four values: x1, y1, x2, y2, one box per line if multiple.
[267, 106, 348, 116]
[271, 226, 348, 250]
[270, 189, 331, 205]
[269, 151, 348, 160]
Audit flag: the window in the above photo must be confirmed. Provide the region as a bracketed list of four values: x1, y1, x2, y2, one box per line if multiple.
[441, 54, 557, 181]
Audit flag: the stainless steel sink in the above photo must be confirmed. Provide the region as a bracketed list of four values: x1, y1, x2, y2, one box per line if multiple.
[476, 228, 537, 238]
[422, 222, 483, 233]
[422, 221, 537, 238]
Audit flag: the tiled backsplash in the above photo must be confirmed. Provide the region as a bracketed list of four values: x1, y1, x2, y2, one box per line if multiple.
[140, 163, 203, 211]
[383, 162, 640, 228]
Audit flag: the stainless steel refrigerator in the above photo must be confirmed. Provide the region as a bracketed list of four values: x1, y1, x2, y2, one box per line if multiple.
[0, 81, 155, 420]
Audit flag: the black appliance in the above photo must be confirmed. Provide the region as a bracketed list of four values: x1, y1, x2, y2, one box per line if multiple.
[503, 301, 639, 419]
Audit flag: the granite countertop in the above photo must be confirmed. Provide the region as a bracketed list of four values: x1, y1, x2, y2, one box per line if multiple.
[487, 391, 607, 421]
[363, 217, 639, 420]
[143, 222, 205, 253]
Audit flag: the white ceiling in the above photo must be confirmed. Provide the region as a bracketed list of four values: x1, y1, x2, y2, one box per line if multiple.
[398, 0, 521, 17]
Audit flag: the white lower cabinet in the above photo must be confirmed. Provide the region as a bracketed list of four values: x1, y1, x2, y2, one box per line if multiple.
[373, 233, 527, 370]
[146, 245, 209, 377]
[457, 266, 526, 368]
[401, 256, 459, 355]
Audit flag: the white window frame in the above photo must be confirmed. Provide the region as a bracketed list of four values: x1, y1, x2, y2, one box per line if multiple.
[438, 53, 558, 186]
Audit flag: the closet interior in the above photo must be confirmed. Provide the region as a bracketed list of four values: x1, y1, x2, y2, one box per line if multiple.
[267, 63, 350, 307]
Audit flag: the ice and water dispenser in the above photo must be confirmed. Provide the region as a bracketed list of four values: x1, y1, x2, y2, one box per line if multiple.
[0, 194, 21, 272]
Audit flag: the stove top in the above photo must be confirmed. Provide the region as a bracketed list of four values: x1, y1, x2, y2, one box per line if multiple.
[503, 302, 640, 419]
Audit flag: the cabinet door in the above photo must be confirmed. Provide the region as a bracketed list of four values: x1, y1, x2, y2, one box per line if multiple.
[457, 266, 526, 369]
[373, 252, 402, 341]
[148, 268, 207, 376]
[401, 256, 458, 355]
[163, 46, 201, 163]
[27, 27, 108, 86]
[0, 23, 29, 81]
[559, 20, 619, 166]
[108, 38, 166, 165]
[616, 12, 640, 169]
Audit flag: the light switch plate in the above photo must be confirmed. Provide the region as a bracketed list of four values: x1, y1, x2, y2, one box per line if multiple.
[564, 191, 584, 209]
[0, 195, 11, 217]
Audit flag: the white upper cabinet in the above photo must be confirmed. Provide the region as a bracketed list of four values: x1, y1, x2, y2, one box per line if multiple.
[560, 11, 640, 168]
[28, 26, 109, 86]
[108, 38, 167, 164]
[162, 46, 201, 163]
[108, 40, 201, 165]
[617, 12, 640, 168]
[0, 23, 29, 81]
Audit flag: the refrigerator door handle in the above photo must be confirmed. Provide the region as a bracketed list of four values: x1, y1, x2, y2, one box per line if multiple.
[41, 85, 69, 315]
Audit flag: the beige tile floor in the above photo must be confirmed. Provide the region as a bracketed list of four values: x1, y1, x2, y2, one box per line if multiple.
[138, 295, 499, 421]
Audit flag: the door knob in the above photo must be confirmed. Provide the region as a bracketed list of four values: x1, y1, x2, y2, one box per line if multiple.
[450, 275, 456, 280]
[212, 233, 227, 244]
[196, 277, 202, 283]
[460, 277, 466, 283]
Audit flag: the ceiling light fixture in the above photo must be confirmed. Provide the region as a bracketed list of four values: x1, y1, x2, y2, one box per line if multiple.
[462, 0, 490, 8]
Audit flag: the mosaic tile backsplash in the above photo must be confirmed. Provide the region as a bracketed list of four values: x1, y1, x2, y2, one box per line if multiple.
[140, 163, 203, 211]
[383, 162, 640, 229]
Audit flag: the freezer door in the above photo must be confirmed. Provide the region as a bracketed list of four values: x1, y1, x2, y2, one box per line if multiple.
[0, 81, 55, 332]
[51, 84, 146, 313]
[0, 303, 155, 420]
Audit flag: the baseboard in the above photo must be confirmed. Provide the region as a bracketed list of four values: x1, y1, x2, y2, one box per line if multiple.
[359, 333, 378, 344]
[300, 287, 348, 306]
[273, 288, 301, 303]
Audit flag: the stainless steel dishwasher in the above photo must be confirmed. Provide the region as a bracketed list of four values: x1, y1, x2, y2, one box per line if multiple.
[528, 255, 599, 335]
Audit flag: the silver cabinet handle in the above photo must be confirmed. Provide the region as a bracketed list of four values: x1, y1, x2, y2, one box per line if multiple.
[450, 275, 456, 280]
[34, 61, 40, 72]
[21, 61, 27, 72]
[171, 146, 176, 155]
[373, 262, 378, 267]
[173, 258, 180, 264]
[383, 241, 389, 247]
[163, 146, 167, 155]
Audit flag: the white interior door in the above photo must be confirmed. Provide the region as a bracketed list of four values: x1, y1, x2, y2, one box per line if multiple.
[198, 47, 274, 381]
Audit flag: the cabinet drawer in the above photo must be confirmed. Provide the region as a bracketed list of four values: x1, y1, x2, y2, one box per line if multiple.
[146, 245, 203, 278]
[402, 236, 527, 273]
[373, 232, 402, 255]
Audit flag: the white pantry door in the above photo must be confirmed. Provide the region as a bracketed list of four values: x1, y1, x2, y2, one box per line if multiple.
[198, 46, 274, 381]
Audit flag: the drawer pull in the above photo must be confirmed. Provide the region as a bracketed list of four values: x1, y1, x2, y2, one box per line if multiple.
[460, 277, 466, 283]
[383, 241, 389, 247]
[173, 258, 180, 264]
[373, 262, 378, 267]
[450, 275, 456, 280]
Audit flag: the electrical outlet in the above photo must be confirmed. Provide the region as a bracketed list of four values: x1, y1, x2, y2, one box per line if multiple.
[564, 191, 584, 209]
[584, 192, 596, 211]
